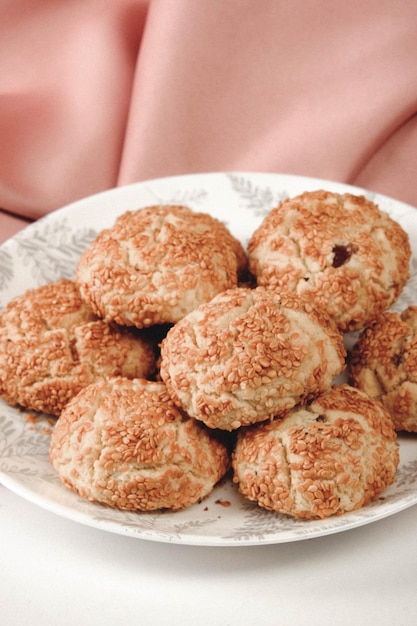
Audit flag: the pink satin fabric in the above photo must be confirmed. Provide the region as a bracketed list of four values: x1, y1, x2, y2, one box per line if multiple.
[1, 0, 417, 243]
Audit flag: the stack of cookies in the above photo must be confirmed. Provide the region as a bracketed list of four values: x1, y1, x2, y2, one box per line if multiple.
[0, 193, 412, 519]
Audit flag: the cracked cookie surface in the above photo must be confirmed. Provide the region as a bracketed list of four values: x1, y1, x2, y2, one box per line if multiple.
[248, 190, 411, 332]
[232, 384, 399, 519]
[75, 205, 247, 328]
[0, 279, 156, 415]
[160, 286, 346, 431]
[349, 306, 417, 432]
[49, 377, 230, 511]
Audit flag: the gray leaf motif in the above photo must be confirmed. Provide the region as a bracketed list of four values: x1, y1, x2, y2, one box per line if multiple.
[0, 247, 14, 292]
[166, 188, 209, 205]
[0, 410, 51, 459]
[221, 502, 286, 542]
[91, 506, 166, 533]
[14, 218, 97, 285]
[394, 457, 417, 489]
[146, 185, 209, 207]
[227, 174, 286, 216]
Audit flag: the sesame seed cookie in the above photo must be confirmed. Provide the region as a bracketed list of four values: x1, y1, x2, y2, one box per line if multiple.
[75, 205, 247, 328]
[0, 279, 156, 415]
[232, 384, 399, 520]
[248, 190, 411, 332]
[49, 377, 230, 511]
[159, 287, 346, 431]
[349, 306, 417, 432]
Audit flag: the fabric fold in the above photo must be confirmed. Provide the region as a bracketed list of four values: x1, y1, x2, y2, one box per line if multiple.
[1, 0, 417, 244]
[0, 0, 148, 234]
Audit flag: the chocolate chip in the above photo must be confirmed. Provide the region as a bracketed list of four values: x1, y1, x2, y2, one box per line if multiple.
[332, 243, 356, 268]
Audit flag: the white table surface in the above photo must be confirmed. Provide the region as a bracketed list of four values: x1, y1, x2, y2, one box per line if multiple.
[1, 483, 416, 626]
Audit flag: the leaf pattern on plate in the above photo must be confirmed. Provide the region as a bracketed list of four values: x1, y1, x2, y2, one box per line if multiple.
[395, 457, 417, 488]
[0, 410, 52, 461]
[227, 173, 287, 216]
[146, 184, 209, 207]
[14, 219, 97, 284]
[0, 248, 13, 294]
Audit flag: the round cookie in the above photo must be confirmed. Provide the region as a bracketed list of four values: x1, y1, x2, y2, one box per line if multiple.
[49, 377, 230, 511]
[75, 205, 247, 328]
[349, 306, 417, 432]
[0, 279, 156, 415]
[232, 384, 399, 520]
[159, 286, 346, 431]
[248, 190, 411, 332]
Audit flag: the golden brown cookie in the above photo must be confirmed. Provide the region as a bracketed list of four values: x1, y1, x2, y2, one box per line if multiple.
[248, 190, 411, 332]
[349, 306, 417, 432]
[75, 205, 247, 328]
[232, 384, 399, 519]
[49, 377, 230, 511]
[0, 279, 155, 415]
[160, 286, 346, 431]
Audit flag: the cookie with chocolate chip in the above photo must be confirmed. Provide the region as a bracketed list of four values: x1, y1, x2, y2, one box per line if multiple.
[349, 306, 417, 432]
[232, 384, 399, 519]
[248, 190, 411, 332]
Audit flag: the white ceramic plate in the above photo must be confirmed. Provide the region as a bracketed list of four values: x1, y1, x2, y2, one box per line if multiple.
[1, 172, 417, 546]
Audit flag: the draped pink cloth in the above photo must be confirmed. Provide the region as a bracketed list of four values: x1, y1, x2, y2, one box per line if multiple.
[1, 0, 417, 243]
